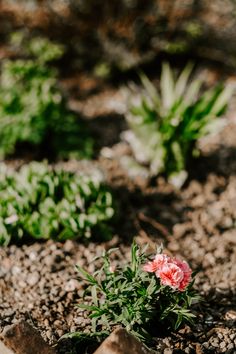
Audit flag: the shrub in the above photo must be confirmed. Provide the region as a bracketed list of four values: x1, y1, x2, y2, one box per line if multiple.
[0, 162, 114, 245]
[0, 34, 93, 159]
[123, 63, 233, 186]
[67, 244, 198, 345]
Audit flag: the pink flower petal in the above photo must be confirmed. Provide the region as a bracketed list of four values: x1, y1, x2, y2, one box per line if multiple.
[143, 254, 170, 273]
[173, 258, 192, 291]
[154, 254, 170, 267]
[143, 261, 157, 273]
[157, 263, 184, 289]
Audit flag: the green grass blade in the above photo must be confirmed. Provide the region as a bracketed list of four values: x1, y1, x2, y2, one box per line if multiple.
[175, 62, 194, 99]
[210, 83, 234, 116]
[139, 71, 161, 108]
[160, 62, 175, 110]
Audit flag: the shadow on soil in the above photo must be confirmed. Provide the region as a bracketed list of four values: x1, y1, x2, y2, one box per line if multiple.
[111, 183, 184, 245]
[88, 113, 127, 153]
[187, 146, 236, 183]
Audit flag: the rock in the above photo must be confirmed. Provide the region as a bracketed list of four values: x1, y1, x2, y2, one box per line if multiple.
[0, 340, 14, 354]
[163, 349, 173, 354]
[64, 279, 78, 292]
[27, 271, 40, 286]
[93, 328, 158, 354]
[0, 320, 56, 354]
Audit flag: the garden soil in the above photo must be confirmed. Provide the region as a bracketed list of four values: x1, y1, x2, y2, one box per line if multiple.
[0, 75, 236, 354]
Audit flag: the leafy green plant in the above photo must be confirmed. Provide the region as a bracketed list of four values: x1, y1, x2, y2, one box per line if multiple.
[67, 244, 198, 345]
[0, 162, 114, 246]
[123, 63, 233, 186]
[0, 34, 93, 159]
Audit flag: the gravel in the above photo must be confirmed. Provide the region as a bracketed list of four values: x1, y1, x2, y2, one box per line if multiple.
[1, 91, 236, 354]
[1, 158, 236, 353]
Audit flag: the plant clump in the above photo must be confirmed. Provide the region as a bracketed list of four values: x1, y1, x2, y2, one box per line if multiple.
[123, 63, 233, 186]
[67, 244, 199, 345]
[0, 33, 93, 159]
[0, 162, 114, 246]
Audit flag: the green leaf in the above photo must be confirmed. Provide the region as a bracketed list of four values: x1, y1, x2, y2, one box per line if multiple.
[76, 265, 98, 285]
[175, 62, 194, 99]
[160, 62, 175, 110]
[139, 71, 161, 108]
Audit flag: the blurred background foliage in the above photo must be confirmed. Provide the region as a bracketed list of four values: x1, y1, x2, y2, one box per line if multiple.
[1, 0, 236, 77]
[0, 1, 235, 243]
[0, 33, 93, 160]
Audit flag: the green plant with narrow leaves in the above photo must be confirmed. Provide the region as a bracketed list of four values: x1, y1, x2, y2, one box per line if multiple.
[64, 244, 199, 346]
[0, 34, 93, 159]
[0, 162, 114, 245]
[123, 63, 233, 186]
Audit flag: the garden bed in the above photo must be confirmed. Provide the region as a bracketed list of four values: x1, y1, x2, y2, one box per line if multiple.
[0, 109, 236, 353]
[0, 25, 236, 352]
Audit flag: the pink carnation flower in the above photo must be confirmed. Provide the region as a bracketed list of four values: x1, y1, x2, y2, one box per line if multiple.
[157, 263, 184, 289]
[172, 258, 192, 291]
[143, 253, 192, 291]
[143, 254, 170, 273]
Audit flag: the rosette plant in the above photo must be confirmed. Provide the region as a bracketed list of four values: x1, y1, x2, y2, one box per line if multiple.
[0, 162, 114, 245]
[67, 243, 199, 345]
[123, 63, 233, 186]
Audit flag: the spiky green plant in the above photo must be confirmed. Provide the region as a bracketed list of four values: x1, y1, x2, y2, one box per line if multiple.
[123, 63, 233, 186]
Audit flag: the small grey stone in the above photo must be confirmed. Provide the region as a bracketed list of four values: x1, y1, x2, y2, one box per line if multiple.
[27, 272, 40, 286]
[29, 252, 37, 261]
[219, 341, 226, 349]
[164, 349, 173, 354]
[11, 266, 21, 276]
[64, 279, 77, 292]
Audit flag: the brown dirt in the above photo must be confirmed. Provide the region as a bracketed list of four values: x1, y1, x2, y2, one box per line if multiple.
[0, 47, 236, 353]
[1, 116, 236, 353]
